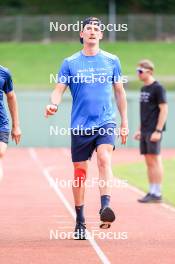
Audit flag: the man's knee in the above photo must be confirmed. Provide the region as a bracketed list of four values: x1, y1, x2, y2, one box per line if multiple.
[145, 154, 160, 167]
[97, 152, 111, 170]
[73, 167, 86, 187]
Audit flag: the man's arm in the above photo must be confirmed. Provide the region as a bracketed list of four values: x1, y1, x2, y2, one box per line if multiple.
[45, 83, 67, 117]
[113, 82, 128, 144]
[156, 103, 168, 131]
[51, 83, 67, 105]
[6, 91, 21, 144]
[150, 103, 168, 142]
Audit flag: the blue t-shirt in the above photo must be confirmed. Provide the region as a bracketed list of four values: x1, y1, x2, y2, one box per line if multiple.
[0, 65, 13, 132]
[58, 49, 122, 129]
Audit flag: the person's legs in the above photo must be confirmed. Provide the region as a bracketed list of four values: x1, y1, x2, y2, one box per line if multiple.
[96, 144, 115, 228]
[144, 154, 163, 196]
[71, 130, 97, 239]
[138, 132, 163, 203]
[138, 153, 163, 203]
[96, 144, 113, 201]
[72, 161, 88, 223]
[72, 160, 88, 239]
[0, 142, 8, 181]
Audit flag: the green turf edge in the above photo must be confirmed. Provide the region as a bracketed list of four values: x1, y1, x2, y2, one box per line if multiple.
[113, 158, 175, 207]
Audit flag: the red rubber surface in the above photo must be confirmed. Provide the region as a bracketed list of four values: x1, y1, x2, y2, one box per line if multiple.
[0, 148, 174, 264]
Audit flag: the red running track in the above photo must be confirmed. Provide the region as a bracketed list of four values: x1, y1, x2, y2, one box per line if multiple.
[0, 148, 174, 264]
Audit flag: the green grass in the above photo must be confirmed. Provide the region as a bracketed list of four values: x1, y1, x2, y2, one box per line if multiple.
[0, 42, 175, 90]
[113, 158, 175, 206]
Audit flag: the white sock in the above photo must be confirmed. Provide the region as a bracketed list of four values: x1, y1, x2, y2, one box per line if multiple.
[149, 184, 155, 194]
[154, 184, 162, 197]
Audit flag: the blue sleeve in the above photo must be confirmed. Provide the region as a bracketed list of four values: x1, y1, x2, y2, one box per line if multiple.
[58, 59, 70, 85]
[3, 70, 13, 94]
[113, 57, 122, 83]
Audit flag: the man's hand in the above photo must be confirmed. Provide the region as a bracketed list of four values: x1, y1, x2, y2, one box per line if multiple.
[133, 130, 141, 141]
[11, 126, 21, 145]
[45, 104, 58, 118]
[150, 131, 161, 142]
[120, 122, 129, 145]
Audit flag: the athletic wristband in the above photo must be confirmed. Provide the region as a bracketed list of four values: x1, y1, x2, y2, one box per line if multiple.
[155, 129, 162, 133]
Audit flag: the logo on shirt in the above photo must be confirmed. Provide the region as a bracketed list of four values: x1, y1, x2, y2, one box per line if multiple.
[140, 91, 150, 103]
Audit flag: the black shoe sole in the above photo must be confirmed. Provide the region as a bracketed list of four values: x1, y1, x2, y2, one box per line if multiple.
[138, 198, 162, 203]
[100, 207, 116, 229]
[74, 234, 86, 240]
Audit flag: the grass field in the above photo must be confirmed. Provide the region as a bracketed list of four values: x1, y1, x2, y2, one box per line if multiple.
[113, 158, 175, 206]
[0, 42, 175, 90]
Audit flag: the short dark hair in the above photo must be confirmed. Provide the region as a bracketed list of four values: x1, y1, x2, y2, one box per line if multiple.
[80, 17, 102, 44]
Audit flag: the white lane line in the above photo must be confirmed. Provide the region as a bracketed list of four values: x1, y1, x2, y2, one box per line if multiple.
[161, 203, 175, 213]
[29, 148, 111, 264]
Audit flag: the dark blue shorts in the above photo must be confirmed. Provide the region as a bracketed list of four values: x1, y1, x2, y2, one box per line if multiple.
[0, 131, 9, 144]
[71, 123, 116, 162]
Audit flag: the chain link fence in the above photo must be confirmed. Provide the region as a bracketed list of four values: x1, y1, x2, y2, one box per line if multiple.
[0, 15, 175, 42]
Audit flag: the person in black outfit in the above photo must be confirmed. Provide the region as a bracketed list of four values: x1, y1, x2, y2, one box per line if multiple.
[134, 59, 168, 203]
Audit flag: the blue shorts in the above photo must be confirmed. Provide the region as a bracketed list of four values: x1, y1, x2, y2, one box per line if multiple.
[0, 131, 9, 144]
[71, 123, 116, 162]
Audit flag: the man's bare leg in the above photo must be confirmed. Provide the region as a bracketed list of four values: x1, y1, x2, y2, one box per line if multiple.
[145, 154, 163, 196]
[72, 161, 88, 223]
[97, 144, 113, 196]
[97, 144, 115, 228]
[72, 161, 88, 239]
[138, 154, 163, 203]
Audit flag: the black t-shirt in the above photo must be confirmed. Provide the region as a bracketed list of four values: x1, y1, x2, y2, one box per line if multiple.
[140, 81, 167, 133]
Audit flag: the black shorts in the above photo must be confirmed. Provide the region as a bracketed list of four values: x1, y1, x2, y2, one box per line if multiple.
[0, 131, 10, 144]
[140, 132, 162, 155]
[71, 123, 116, 162]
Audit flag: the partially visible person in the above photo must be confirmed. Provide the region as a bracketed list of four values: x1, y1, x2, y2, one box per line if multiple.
[134, 59, 168, 203]
[0, 65, 21, 180]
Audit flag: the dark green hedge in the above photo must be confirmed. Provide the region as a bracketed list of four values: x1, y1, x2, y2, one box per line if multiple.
[0, 0, 175, 14]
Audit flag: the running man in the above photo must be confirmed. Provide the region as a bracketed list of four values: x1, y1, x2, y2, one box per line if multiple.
[45, 17, 128, 239]
[134, 60, 168, 203]
[0, 65, 21, 180]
